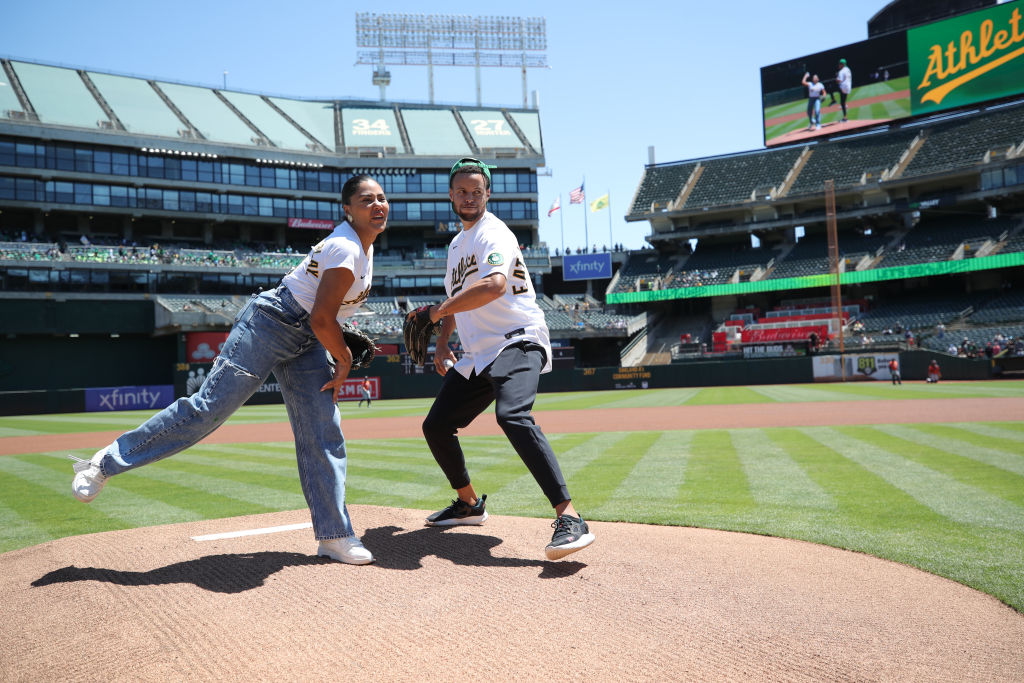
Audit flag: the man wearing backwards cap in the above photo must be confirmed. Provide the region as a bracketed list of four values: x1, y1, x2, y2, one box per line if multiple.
[836, 58, 852, 122]
[416, 157, 595, 560]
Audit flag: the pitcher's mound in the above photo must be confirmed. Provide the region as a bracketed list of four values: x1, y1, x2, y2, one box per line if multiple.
[2, 505, 1022, 681]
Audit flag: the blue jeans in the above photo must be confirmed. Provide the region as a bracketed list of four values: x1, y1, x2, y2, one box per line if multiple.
[807, 98, 822, 126]
[98, 285, 355, 540]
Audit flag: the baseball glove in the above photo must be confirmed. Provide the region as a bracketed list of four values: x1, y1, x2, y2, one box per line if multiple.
[403, 305, 440, 366]
[341, 324, 378, 370]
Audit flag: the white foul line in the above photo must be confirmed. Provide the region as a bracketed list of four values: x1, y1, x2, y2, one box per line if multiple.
[191, 521, 312, 542]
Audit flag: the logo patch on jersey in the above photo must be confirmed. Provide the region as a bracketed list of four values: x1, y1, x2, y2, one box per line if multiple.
[486, 251, 504, 266]
[450, 253, 478, 295]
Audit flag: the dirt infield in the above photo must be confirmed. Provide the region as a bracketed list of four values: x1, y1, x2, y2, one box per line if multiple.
[2, 396, 1024, 680]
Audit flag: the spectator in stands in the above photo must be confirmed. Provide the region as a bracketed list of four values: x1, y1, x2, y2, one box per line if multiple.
[801, 72, 827, 131]
[927, 359, 941, 384]
[947, 341, 959, 356]
[68, 174, 389, 567]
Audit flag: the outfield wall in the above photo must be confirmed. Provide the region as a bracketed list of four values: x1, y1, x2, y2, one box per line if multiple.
[0, 349, 998, 416]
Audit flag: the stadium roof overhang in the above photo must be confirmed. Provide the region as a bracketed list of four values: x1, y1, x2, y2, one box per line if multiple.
[0, 119, 545, 171]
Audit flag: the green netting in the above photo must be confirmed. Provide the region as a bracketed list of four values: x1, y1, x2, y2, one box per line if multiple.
[158, 82, 254, 146]
[400, 109, 470, 156]
[221, 91, 313, 151]
[88, 72, 182, 138]
[508, 111, 542, 152]
[458, 110, 525, 150]
[267, 98, 335, 150]
[0, 69, 24, 115]
[11, 62, 107, 128]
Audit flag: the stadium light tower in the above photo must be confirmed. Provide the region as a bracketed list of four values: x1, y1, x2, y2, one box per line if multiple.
[355, 13, 548, 107]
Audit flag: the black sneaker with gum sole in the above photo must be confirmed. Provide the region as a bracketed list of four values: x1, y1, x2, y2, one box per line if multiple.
[545, 514, 595, 560]
[425, 494, 488, 526]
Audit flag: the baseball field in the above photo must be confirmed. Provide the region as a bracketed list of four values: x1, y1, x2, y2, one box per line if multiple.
[2, 380, 1023, 679]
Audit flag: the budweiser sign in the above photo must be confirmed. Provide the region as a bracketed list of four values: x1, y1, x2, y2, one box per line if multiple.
[287, 218, 336, 230]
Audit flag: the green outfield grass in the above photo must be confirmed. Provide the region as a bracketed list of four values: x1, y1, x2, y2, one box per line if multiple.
[764, 76, 911, 142]
[1, 381, 1022, 611]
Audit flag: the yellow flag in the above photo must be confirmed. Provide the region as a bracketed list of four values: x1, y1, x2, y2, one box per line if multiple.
[589, 194, 609, 212]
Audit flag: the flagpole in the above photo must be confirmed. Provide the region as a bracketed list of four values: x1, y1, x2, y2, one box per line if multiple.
[559, 194, 565, 256]
[582, 177, 589, 252]
[607, 190, 613, 250]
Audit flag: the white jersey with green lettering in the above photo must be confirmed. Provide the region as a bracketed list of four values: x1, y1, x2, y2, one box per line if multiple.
[444, 211, 552, 377]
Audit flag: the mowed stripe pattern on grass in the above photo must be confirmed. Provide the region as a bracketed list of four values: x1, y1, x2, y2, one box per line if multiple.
[1, 383, 1023, 612]
[2, 420, 1021, 609]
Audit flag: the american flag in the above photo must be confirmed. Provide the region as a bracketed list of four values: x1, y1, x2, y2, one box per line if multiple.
[569, 184, 585, 204]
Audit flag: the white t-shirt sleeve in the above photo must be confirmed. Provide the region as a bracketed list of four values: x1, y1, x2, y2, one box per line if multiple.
[318, 238, 357, 276]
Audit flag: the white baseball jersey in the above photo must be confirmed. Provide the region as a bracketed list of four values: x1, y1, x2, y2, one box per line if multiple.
[807, 82, 826, 99]
[280, 222, 372, 324]
[837, 66, 852, 94]
[444, 210, 552, 378]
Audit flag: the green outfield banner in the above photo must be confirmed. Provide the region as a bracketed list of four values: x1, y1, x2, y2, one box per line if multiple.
[909, 2, 1024, 116]
[606, 251, 1024, 304]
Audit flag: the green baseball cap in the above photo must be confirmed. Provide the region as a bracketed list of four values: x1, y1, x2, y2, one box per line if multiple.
[449, 157, 497, 183]
[839, 58, 847, 65]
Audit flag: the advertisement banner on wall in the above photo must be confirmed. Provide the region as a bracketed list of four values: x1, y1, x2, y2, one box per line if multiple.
[562, 253, 613, 281]
[742, 344, 807, 359]
[176, 363, 380, 404]
[85, 385, 175, 412]
[186, 332, 229, 363]
[287, 218, 336, 230]
[812, 353, 899, 381]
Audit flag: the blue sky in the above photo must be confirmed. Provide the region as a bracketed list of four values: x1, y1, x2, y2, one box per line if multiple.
[2, 0, 882, 252]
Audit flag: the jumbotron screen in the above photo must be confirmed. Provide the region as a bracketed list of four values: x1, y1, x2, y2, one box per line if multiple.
[760, 0, 1024, 146]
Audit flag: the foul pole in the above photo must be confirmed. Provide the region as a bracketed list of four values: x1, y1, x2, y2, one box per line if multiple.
[825, 179, 845, 380]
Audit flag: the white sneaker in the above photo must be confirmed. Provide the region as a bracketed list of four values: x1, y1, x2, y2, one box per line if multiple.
[68, 451, 109, 503]
[317, 536, 374, 565]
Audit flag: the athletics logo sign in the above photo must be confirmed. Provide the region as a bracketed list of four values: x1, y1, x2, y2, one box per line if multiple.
[909, 3, 1024, 115]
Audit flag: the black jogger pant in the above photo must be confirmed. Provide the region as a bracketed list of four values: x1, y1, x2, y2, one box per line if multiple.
[421, 342, 570, 508]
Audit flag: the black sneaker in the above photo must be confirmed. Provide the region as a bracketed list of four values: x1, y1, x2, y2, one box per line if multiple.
[425, 494, 488, 526]
[545, 514, 595, 560]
